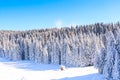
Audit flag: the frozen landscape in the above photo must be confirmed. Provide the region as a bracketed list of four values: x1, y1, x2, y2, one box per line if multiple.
[0, 23, 120, 80]
[0, 0, 120, 80]
[0, 58, 104, 80]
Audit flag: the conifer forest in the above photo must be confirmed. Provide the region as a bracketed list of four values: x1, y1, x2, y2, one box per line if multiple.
[0, 22, 120, 79]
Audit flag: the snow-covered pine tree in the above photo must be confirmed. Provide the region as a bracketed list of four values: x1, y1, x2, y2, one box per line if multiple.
[42, 45, 49, 64]
[112, 30, 120, 80]
[65, 44, 72, 66]
[103, 31, 117, 80]
[98, 48, 106, 74]
[112, 49, 120, 80]
[61, 38, 67, 65]
[36, 41, 43, 63]
[23, 39, 29, 60]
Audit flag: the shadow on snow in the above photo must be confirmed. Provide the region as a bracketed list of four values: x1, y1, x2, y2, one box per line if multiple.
[0, 58, 59, 71]
[55, 73, 104, 80]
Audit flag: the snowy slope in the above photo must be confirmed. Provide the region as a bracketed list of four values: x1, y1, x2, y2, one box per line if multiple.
[0, 58, 104, 80]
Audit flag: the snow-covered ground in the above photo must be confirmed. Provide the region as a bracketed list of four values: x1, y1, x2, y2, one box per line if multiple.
[0, 58, 104, 80]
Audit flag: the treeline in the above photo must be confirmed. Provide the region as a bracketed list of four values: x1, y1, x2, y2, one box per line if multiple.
[0, 22, 120, 68]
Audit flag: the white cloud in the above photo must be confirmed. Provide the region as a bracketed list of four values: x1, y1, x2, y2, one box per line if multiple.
[55, 20, 62, 28]
[54, 20, 77, 28]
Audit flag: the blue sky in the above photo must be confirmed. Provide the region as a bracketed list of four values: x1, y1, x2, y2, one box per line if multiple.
[0, 0, 120, 30]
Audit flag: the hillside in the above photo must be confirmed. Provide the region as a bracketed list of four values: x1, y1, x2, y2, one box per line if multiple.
[0, 22, 120, 67]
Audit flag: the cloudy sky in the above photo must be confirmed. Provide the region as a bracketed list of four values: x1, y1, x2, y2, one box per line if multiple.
[0, 0, 120, 30]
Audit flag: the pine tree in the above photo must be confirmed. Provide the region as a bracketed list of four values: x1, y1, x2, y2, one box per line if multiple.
[112, 31, 120, 80]
[103, 31, 116, 79]
[98, 48, 106, 74]
[112, 50, 120, 80]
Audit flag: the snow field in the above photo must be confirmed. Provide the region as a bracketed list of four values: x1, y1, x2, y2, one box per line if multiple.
[0, 58, 104, 80]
